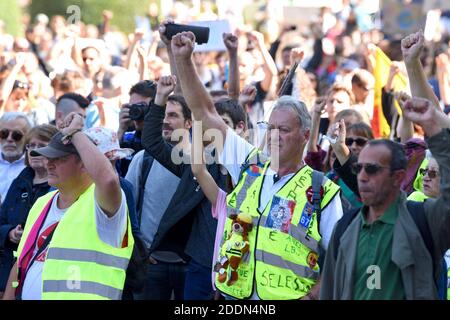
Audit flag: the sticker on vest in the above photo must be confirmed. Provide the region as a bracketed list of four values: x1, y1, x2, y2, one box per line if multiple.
[245, 163, 264, 177]
[266, 196, 296, 233]
[306, 251, 318, 269]
[305, 186, 324, 204]
[34, 222, 58, 262]
[299, 202, 314, 229]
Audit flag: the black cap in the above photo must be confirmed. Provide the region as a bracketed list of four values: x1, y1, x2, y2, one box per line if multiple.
[30, 132, 79, 158]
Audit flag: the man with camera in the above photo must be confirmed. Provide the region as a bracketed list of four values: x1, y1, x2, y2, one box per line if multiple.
[117, 80, 157, 177]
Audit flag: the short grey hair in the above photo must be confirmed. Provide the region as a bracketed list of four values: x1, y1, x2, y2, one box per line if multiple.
[0, 112, 34, 131]
[272, 96, 311, 131]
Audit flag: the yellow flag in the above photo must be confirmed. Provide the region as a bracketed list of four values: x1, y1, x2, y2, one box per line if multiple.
[372, 46, 407, 138]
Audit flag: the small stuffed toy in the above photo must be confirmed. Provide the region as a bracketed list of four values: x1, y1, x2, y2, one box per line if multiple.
[215, 212, 253, 286]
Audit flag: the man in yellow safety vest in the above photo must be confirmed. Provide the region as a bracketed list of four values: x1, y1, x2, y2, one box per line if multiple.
[3, 113, 133, 300]
[171, 30, 343, 300]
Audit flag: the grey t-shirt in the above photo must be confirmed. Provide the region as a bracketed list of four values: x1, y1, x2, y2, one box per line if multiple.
[125, 150, 180, 249]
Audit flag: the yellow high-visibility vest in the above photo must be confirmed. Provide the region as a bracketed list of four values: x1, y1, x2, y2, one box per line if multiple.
[215, 150, 340, 299]
[17, 184, 134, 300]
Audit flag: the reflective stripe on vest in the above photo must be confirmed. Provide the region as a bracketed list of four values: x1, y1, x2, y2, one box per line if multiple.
[46, 247, 130, 271]
[215, 151, 340, 300]
[43, 280, 122, 300]
[254, 249, 320, 280]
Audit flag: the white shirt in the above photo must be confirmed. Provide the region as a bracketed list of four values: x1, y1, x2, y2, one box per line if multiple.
[21, 190, 127, 300]
[0, 153, 26, 204]
[219, 128, 343, 250]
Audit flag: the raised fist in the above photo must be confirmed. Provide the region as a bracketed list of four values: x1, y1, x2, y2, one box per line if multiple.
[291, 48, 304, 65]
[171, 31, 196, 60]
[238, 85, 257, 106]
[400, 96, 435, 125]
[401, 30, 424, 64]
[223, 33, 238, 54]
[156, 75, 177, 97]
[133, 28, 145, 42]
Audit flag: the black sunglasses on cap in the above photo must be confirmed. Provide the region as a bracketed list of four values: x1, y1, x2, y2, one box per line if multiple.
[345, 137, 368, 147]
[0, 129, 24, 141]
[351, 163, 390, 175]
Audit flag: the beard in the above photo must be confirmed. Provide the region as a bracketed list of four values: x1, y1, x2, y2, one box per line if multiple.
[0, 141, 23, 159]
[1, 145, 23, 161]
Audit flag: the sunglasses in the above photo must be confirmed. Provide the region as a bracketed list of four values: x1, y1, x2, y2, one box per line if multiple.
[0, 129, 24, 141]
[345, 137, 368, 147]
[351, 163, 390, 175]
[420, 168, 439, 179]
[13, 80, 30, 90]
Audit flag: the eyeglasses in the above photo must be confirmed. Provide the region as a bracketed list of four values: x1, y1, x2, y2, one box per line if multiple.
[420, 168, 439, 179]
[351, 163, 390, 175]
[345, 137, 368, 147]
[26, 143, 47, 151]
[0, 129, 24, 141]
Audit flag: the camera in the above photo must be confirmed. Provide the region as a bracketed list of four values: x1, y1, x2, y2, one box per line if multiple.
[164, 23, 210, 44]
[128, 102, 149, 121]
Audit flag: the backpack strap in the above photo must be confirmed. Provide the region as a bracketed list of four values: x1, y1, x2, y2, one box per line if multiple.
[312, 170, 326, 269]
[406, 200, 447, 299]
[136, 150, 154, 225]
[312, 170, 324, 230]
[332, 207, 361, 261]
[406, 201, 435, 262]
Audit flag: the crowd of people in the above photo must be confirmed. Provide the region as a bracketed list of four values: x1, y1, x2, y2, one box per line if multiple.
[0, 1, 449, 300]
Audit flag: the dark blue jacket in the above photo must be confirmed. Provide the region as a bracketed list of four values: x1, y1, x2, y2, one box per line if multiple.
[119, 176, 141, 238]
[0, 167, 53, 291]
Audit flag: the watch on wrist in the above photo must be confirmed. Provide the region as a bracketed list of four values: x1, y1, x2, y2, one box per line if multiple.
[61, 128, 82, 145]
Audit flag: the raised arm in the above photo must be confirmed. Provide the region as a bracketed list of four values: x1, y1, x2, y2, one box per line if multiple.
[435, 53, 450, 107]
[248, 31, 278, 93]
[124, 29, 144, 71]
[394, 92, 414, 142]
[308, 98, 326, 153]
[141, 75, 184, 177]
[400, 97, 450, 254]
[0, 54, 26, 111]
[238, 84, 257, 111]
[100, 10, 113, 36]
[171, 31, 228, 138]
[401, 30, 441, 110]
[191, 117, 220, 205]
[329, 119, 350, 166]
[136, 46, 149, 81]
[61, 113, 121, 217]
[223, 33, 239, 100]
[159, 20, 182, 95]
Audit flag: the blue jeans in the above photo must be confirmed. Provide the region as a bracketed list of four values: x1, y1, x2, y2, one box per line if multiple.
[133, 261, 187, 300]
[183, 259, 215, 300]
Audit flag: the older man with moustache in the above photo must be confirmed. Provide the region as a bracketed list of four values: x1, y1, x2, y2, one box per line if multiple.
[0, 112, 33, 204]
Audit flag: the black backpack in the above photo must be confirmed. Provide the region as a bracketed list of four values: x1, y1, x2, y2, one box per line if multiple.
[332, 200, 447, 300]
